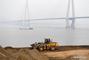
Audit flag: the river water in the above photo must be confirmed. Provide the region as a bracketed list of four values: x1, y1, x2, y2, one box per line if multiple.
[0, 27, 89, 47]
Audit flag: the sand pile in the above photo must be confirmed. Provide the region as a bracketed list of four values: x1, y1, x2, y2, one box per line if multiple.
[0, 48, 49, 60]
[14, 49, 34, 60]
[14, 49, 49, 60]
[0, 48, 16, 60]
[28, 49, 48, 60]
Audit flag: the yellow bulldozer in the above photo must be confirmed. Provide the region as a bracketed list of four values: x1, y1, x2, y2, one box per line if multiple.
[31, 38, 59, 51]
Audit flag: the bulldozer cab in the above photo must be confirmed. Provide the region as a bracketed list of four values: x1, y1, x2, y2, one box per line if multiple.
[44, 38, 51, 43]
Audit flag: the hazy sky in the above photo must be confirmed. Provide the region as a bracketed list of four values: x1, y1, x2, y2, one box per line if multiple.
[0, 0, 89, 47]
[0, 0, 89, 19]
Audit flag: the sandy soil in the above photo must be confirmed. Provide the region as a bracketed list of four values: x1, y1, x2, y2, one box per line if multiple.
[0, 46, 89, 60]
[44, 49, 89, 60]
[0, 48, 49, 60]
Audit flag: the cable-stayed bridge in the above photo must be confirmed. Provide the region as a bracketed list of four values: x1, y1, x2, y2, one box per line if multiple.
[0, 0, 89, 30]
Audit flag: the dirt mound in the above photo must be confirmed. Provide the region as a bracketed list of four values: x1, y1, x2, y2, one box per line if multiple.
[14, 49, 34, 60]
[28, 49, 49, 60]
[0, 48, 16, 60]
[4, 47, 19, 54]
[0, 48, 49, 60]
[14, 49, 49, 60]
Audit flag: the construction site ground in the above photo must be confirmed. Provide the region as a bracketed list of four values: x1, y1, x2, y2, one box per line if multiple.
[0, 46, 89, 60]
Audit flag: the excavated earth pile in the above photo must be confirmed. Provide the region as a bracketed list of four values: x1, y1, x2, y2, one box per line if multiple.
[0, 48, 49, 60]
